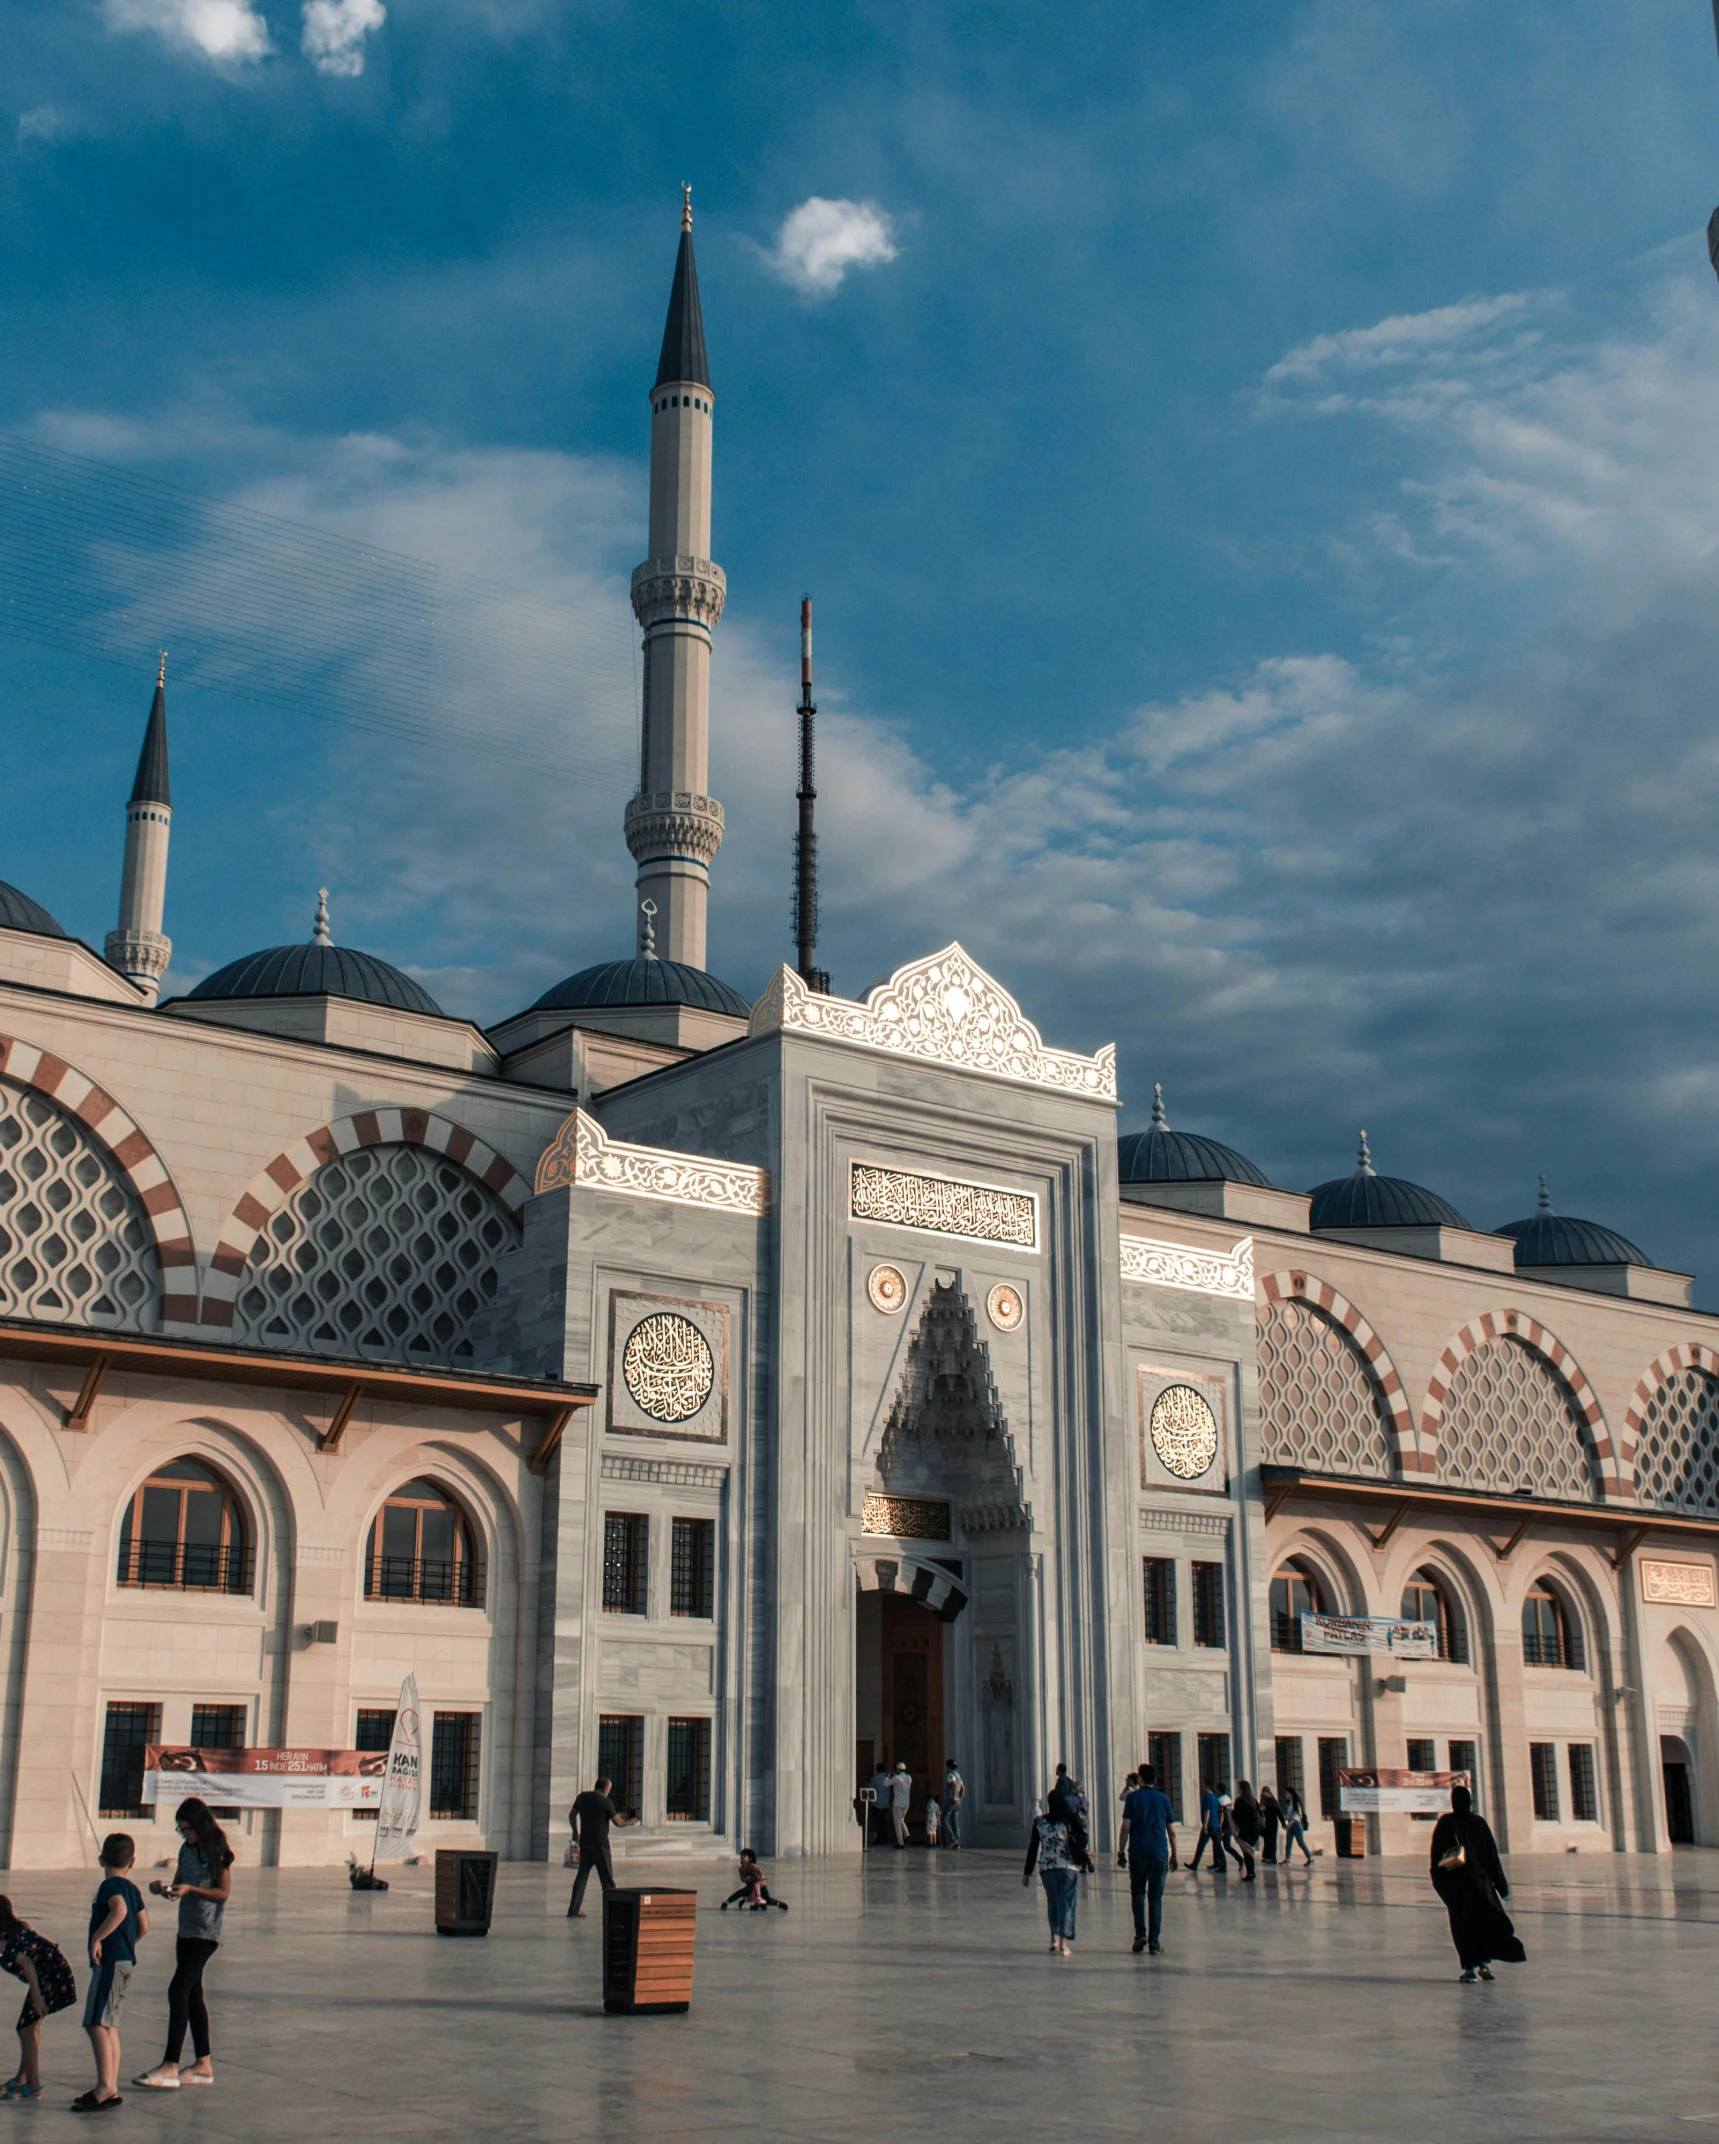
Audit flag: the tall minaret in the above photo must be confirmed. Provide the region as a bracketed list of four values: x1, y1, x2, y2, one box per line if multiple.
[624, 187, 726, 966]
[105, 656, 173, 1002]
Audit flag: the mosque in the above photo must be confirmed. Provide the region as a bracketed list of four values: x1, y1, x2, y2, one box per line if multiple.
[0, 202, 1716, 1870]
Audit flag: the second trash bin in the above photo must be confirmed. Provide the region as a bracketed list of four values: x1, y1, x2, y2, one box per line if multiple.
[602, 1888, 697, 2013]
[435, 1847, 499, 1935]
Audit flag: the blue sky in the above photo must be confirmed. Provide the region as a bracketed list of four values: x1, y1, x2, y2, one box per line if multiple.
[6, 1, 1719, 1285]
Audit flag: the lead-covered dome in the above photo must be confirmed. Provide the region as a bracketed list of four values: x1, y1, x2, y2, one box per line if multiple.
[1309, 1132, 1469, 1231]
[529, 955, 749, 1019]
[188, 891, 444, 1018]
[1118, 1084, 1270, 1188]
[1498, 1178, 1648, 1269]
[0, 881, 68, 939]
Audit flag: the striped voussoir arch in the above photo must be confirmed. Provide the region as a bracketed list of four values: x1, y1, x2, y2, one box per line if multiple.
[854, 1552, 969, 1621]
[201, 1108, 533, 1330]
[0, 1033, 197, 1323]
[1621, 1342, 1719, 1482]
[1257, 1268, 1426, 1472]
[1422, 1309, 1619, 1496]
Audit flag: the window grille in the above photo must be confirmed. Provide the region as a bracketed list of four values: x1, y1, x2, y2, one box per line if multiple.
[1317, 1737, 1348, 1821]
[117, 1458, 252, 1595]
[1197, 1733, 1231, 1795]
[189, 1704, 246, 1749]
[1256, 1299, 1393, 1476]
[1530, 1742, 1560, 1821]
[429, 1712, 481, 1821]
[598, 1715, 644, 1820]
[1568, 1743, 1599, 1823]
[1448, 1740, 1478, 1800]
[665, 1718, 711, 1821]
[1406, 1738, 1437, 1821]
[670, 1518, 715, 1618]
[1147, 1730, 1183, 1822]
[1274, 1735, 1305, 1805]
[0, 1076, 160, 1332]
[352, 1708, 395, 1821]
[603, 1514, 648, 1615]
[1142, 1558, 1176, 1646]
[1191, 1561, 1225, 1649]
[1634, 1370, 1719, 1515]
[232, 1143, 518, 1365]
[1437, 1338, 1598, 1503]
[99, 1701, 160, 1819]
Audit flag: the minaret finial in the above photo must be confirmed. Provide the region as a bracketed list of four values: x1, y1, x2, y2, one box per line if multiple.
[1357, 1128, 1375, 1175]
[1537, 1172, 1551, 1213]
[639, 897, 659, 959]
[313, 888, 332, 945]
[682, 182, 692, 231]
[792, 596, 829, 993]
[1151, 1082, 1168, 1130]
[157, 649, 167, 689]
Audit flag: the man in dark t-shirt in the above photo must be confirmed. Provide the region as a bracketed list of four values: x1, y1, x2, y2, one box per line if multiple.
[567, 1776, 638, 1917]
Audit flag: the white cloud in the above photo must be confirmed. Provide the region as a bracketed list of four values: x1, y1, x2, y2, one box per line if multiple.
[1264, 293, 1538, 386]
[16, 106, 76, 148]
[302, 0, 384, 76]
[102, 0, 271, 63]
[760, 198, 898, 299]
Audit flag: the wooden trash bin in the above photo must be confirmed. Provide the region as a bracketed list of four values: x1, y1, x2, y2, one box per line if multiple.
[1333, 1815, 1367, 1859]
[602, 1888, 696, 2014]
[435, 1848, 499, 1936]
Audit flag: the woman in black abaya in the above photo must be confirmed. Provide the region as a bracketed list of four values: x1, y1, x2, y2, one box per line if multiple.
[1428, 1785, 1526, 1983]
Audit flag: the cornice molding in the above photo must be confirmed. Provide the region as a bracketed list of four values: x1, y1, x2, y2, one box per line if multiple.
[1120, 1231, 1254, 1302]
[533, 1107, 769, 1218]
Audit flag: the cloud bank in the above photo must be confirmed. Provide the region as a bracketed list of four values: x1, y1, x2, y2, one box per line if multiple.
[761, 198, 898, 298]
[301, 0, 384, 76]
[102, 0, 271, 63]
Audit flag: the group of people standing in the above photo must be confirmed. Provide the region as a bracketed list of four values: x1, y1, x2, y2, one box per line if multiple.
[0, 1798, 232, 2110]
[860, 1760, 965, 1849]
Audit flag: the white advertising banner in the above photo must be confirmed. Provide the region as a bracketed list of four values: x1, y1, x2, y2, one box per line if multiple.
[1300, 1612, 1437, 1659]
[372, 1673, 422, 1860]
[1338, 1767, 1473, 1815]
[143, 1747, 383, 1810]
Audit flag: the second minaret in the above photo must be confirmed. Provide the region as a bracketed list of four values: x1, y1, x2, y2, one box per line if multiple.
[625, 189, 727, 967]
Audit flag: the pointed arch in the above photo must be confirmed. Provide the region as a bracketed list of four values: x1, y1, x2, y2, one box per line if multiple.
[1257, 1270, 1422, 1472]
[1624, 1344, 1719, 1511]
[1423, 1310, 1617, 1498]
[0, 1032, 196, 1322]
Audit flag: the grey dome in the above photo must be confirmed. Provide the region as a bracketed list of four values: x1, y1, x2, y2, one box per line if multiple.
[1498, 1181, 1648, 1268]
[0, 881, 68, 940]
[529, 957, 749, 1018]
[1118, 1085, 1270, 1187]
[1309, 1133, 1469, 1231]
[189, 942, 444, 1018]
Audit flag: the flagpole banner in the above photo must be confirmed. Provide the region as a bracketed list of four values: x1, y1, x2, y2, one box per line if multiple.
[373, 1673, 422, 1861]
[1299, 1612, 1438, 1658]
[1338, 1767, 1473, 1815]
[143, 1747, 384, 1810]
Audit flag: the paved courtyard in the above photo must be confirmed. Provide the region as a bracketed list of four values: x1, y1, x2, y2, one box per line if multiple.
[0, 1847, 1715, 2140]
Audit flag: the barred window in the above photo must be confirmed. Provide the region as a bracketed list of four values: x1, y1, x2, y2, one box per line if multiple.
[1191, 1562, 1225, 1649]
[1522, 1582, 1582, 1670]
[1142, 1558, 1176, 1646]
[1197, 1732, 1230, 1795]
[429, 1711, 481, 1821]
[670, 1518, 715, 1619]
[352, 1708, 395, 1822]
[603, 1514, 648, 1615]
[1146, 1730, 1183, 1822]
[365, 1479, 479, 1607]
[1406, 1738, 1437, 1822]
[189, 1703, 246, 1818]
[1274, 1735, 1305, 1805]
[1448, 1740, 1478, 1800]
[1530, 1742, 1560, 1821]
[598, 1715, 643, 1820]
[1270, 1560, 1325, 1652]
[118, 1459, 252, 1596]
[99, 1701, 160, 1819]
[1317, 1736, 1348, 1821]
[665, 1717, 711, 1822]
[1568, 1743, 1599, 1823]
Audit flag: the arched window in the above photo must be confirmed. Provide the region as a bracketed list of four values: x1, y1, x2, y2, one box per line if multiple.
[1437, 1338, 1598, 1502]
[364, 1479, 480, 1606]
[1270, 1559, 1328, 1653]
[1401, 1567, 1468, 1664]
[1256, 1300, 1394, 1477]
[0, 1076, 160, 1332]
[117, 1458, 250, 1594]
[1635, 1370, 1719, 1514]
[1522, 1581, 1583, 1671]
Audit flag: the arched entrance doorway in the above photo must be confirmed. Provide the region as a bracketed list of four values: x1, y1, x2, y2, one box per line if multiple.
[1662, 1735, 1696, 1845]
[854, 1553, 967, 1844]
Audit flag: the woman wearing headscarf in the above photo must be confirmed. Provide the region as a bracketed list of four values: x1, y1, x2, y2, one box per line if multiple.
[1428, 1785, 1525, 1983]
[1022, 1782, 1080, 1954]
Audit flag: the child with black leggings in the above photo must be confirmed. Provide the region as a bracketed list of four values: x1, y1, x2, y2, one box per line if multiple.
[719, 1850, 787, 1912]
[134, 1798, 232, 2090]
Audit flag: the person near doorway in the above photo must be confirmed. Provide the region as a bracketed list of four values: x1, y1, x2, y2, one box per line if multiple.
[923, 1796, 941, 1848]
[1022, 1791, 1079, 1954]
[566, 1776, 638, 1917]
[942, 1761, 965, 1850]
[1259, 1784, 1282, 1864]
[867, 1764, 891, 1847]
[1121, 1761, 1177, 1955]
[1280, 1786, 1315, 1866]
[888, 1762, 913, 1848]
[1229, 1782, 1261, 1882]
[1429, 1785, 1525, 1984]
[1115, 1770, 1139, 1869]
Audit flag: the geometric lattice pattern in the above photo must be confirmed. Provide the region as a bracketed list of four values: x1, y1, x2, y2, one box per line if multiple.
[233, 1144, 517, 1364]
[0, 1076, 159, 1330]
[1256, 1299, 1393, 1477]
[1436, 1336, 1598, 1503]
[1634, 1369, 1719, 1515]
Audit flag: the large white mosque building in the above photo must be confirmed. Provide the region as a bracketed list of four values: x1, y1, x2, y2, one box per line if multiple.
[1, 204, 1717, 1868]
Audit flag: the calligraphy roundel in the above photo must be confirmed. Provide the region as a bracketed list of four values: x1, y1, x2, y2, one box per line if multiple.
[1150, 1383, 1220, 1480]
[621, 1311, 716, 1424]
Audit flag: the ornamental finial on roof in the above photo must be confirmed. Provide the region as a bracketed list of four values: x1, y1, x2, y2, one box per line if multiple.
[1357, 1129, 1375, 1176]
[1537, 1172, 1552, 1213]
[156, 650, 167, 689]
[1151, 1082, 1168, 1130]
[640, 897, 659, 960]
[682, 183, 692, 231]
[312, 888, 332, 945]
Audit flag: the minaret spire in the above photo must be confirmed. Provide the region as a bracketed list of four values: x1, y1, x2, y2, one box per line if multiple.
[792, 596, 830, 993]
[105, 655, 174, 1002]
[626, 194, 725, 964]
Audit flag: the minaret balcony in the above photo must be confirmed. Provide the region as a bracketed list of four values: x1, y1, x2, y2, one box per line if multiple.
[630, 555, 727, 630]
[104, 927, 172, 990]
[624, 791, 725, 867]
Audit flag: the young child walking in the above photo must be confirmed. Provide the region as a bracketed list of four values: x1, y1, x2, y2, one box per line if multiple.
[923, 1797, 941, 1848]
[75, 1834, 147, 2113]
[0, 1897, 76, 2100]
[718, 1849, 788, 1912]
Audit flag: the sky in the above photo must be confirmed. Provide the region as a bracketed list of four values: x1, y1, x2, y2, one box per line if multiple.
[4, 1, 1719, 1288]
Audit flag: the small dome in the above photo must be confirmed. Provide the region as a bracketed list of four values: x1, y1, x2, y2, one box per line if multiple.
[1498, 1177, 1648, 1269]
[189, 942, 445, 1017]
[1118, 1084, 1271, 1188]
[529, 956, 750, 1019]
[0, 881, 68, 940]
[1309, 1131, 1469, 1231]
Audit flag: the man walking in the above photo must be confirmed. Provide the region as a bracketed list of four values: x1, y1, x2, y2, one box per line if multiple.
[942, 1760, 965, 1851]
[1121, 1762, 1177, 1955]
[888, 1761, 913, 1848]
[567, 1774, 638, 1917]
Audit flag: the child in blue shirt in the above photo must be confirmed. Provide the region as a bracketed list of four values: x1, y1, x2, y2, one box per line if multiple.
[74, 1834, 148, 2113]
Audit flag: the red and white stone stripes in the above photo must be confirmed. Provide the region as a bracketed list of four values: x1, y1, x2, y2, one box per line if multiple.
[200, 1108, 532, 1329]
[1621, 1342, 1719, 1481]
[0, 1033, 198, 1324]
[1257, 1268, 1425, 1472]
[1422, 1309, 1619, 1497]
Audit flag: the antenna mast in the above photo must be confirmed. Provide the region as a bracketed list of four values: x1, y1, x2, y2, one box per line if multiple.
[792, 596, 830, 993]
